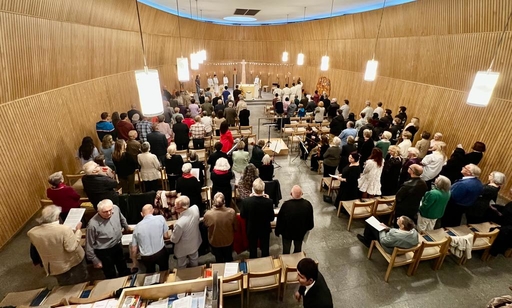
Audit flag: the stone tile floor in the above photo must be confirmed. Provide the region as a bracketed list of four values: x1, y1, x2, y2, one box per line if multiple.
[1, 102, 511, 307]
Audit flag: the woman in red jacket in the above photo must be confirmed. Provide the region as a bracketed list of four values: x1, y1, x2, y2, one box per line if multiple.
[46, 171, 81, 221]
[219, 121, 234, 153]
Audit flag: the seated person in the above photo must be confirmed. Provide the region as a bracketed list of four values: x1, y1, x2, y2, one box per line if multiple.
[357, 216, 419, 254]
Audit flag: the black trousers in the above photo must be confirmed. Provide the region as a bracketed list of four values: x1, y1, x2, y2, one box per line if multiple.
[177, 143, 188, 150]
[363, 223, 380, 243]
[54, 258, 88, 286]
[441, 201, 465, 228]
[193, 139, 205, 149]
[210, 245, 233, 263]
[143, 180, 159, 192]
[248, 233, 270, 259]
[282, 238, 303, 254]
[94, 243, 130, 279]
[167, 175, 180, 191]
[323, 164, 337, 178]
[140, 247, 169, 273]
[311, 154, 320, 170]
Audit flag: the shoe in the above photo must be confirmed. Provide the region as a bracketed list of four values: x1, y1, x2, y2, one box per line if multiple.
[357, 234, 370, 248]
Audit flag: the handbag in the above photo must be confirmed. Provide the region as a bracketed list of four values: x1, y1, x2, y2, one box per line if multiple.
[323, 194, 333, 204]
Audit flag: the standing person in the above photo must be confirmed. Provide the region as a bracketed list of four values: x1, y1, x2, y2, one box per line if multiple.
[128, 104, 143, 122]
[224, 102, 237, 126]
[86, 199, 131, 279]
[96, 112, 115, 142]
[420, 142, 447, 188]
[258, 154, 275, 181]
[82, 161, 119, 209]
[240, 179, 275, 258]
[327, 98, 340, 120]
[329, 109, 345, 137]
[361, 101, 373, 121]
[126, 130, 141, 161]
[222, 86, 230, 103]
[130, 205, 169, 273]
[233, 86, 242, 104]
[358, 148, 384, 198]
[399, 147, 421, 186]
[394, 164, 428, 223]
[312, 90, 320, 104]
[164, 144, 184, 191]
[189, 151, 205, 186]
[27, 205, 87, 286]
[201, 111, 213, 137]
[275, 186, 314, 254]
[202, 97, 214, 116]
[223, 74, 229, 89]
[137, 142, 161, 192]
[397, 131, 413, 159]
[338, 136, 357, 173]
[101, 135, 116, 171]
[172, 114, 190, 150]
[77, 136, 100, 168]
[404, 117, 420, 141]
[219, 122, 234, 153]
[195, 75, 201, 98]
[310, 135, 329, 172]
[170, 196, 202, 268]
[211, 158, 234, 209]
[238, 164, 260, 200]
[466, 171, 505, 224]
[136, 116, 153, 143]
[338, 121, 357, 147]
[358, 129, 375, 169]
[207, 76, 214, 90]
[464, 141, 486, 165]
[396, 106, 408, 124]
[203, 192, 237, 263]
[116, 113, 135, 141]
[112, 139, 137, 194]
[322, 137, 342, 177]
[213, 74, 219, 93]
[294, 258, 333, 308]
[46, 171, 81, 221]
[176, 163, 204, 216]
[239, 106, 250, 126]
[249, 139, 265, 168]
[340, 99, 350, 119]
[415, 131, 431, 159]
[147, 123, 168, 164]
[380, 146, 403, 196]
[188, 99, 201, 118]
[232, 141, 249, 183]
[190, 116, 206, 149]
[334, 152, 361, 208]
[314, 102, 325, 123]
[417, 176, 451, 232]
[374, 102, 384, 118]
[441, 164, 484, 227]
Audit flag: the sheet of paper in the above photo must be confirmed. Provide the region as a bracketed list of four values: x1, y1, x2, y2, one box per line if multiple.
[77, 305, 92, 308]
[365, 216, 386, 231]
[223, 262, 239, 279]
[191, 168, 200, 182]
[329, 174, 339, 179]
[148, 299, 168, 308]
[63, 208, 86, 230]
[172, 296, 192, 308]
[121, 234, 133, 246]
[143, 273, 161, 286]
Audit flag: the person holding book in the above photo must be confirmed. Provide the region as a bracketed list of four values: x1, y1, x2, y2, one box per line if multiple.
[170, 196, 202, 268]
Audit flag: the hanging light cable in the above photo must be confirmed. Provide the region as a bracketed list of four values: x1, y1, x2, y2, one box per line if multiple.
[467, 11, 512, 107]
[195, 0, 204, 64]
[297, 7, 306, 65]
[189, 0, 199, 70]
[176, 0, 190, 81]
[134, 0, 163, 117]
[321, 0, 334, 71]
[282, 14, 289, 62]
[364, 0, 386, 81]
[198, 8, 207, 62]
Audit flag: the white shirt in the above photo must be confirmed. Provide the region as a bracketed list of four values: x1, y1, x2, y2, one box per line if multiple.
[254, 77, 260, 85]
[201, 117, 213, 133]
[273, 88, 283, 97]
[207, 78, 214, 87]
[295, 82, 303, 100]
[420, 151, 445, 181]
[397, 139, 412, 159]
[283, 87, 291, 97]
[340, 104, 350, 119]
[361, 106, 374, 118]
[223, 76, 228, 85]
[290, 85, 297, 97]
[374, 106, 384, 118]
[304, 281, 316, 295]
[213, 77, 219, 85]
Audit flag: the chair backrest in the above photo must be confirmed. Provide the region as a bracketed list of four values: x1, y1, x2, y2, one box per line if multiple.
[280, 252, 306, 283]
[350, 199, 376, 215]
[194, 149, 207, 162]
[419, 236, 451, 259]
[390, 243, 422, 265]
[173, 265, 206, 281]
[373, 197, 396, 215]
[239, 126, 252, 134]
[65, 173, 84, 186]
[175, 150, 188, 161]
[40, 199, 54, 208]
[473, 228, 500, 247]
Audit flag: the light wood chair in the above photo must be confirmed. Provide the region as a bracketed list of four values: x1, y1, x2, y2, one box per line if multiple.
[320, 176, 340, 197]
[340, 199, 376, 231]
[211, 263, 244, 308]
[367, 241, 422, 282]
[159, 168, 167, 191]
[317, 160, 323, 174]
[65, 173, 84, 186]
[175, 150, 188, 161]
[246, 257, 282, 306]
[228, 126, 240, 133]
[40, 199, 54, 207]
[279, 252, 306, 301]
[373, 196, 396, 225]
[193, 149, 207, 164]
[282, 124, 297, 137]
[411, 236, 451, 275]
[134, 169, 142, 192]
[173, 265, 206, 281]
[201, 186, 211, 210]
[239, 126, 253, 136]
[287, 131, 305, 152]
[471, 228, 500, 262]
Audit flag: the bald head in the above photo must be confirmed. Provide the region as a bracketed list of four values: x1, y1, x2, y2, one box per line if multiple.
[291, 185, 303, 199]
[408, 164, 423, 177]
[141, 204, 154, 217]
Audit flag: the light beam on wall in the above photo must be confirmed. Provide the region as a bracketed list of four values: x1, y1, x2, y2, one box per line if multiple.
[177, 57, 190, 81]
[190, 52, 200, 70]
[282, 51, 289, 62]
[297, 53, 304, 65]
[320, 56, 329, 71]
[364, 59, 379, 81]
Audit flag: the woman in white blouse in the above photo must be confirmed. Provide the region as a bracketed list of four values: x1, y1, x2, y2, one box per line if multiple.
[397, 131, 413, 159]
[137, 142, 162, 192]
[358, 148, 385, 198]
[420, 142, 447, 187]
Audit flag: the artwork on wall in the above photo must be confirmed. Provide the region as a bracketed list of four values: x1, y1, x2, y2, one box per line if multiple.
[316, 77, 331, 96]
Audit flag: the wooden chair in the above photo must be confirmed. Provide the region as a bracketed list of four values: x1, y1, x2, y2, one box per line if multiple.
[411, 236, 451, 275]
[282, 124, 297, 137]
[320, 177, 340, 197]
[211, 263, 244, 308]
[228, 126, 240, 133]
[471, 228, 500, 262]
[173, 265, 206, 281]
[317, 160, 323, 175]
[239, 126, 252, 136]
[320, 122, 330, 135]
[175, 150, 188, 161]
[373, 196, 396, 225]
[339, 199, 376, 231]
[40, 199, 54, 207]
[279, 252, 306, 300]
[367, 241, 422, 282]
[134, 169, 142, 192]
[287, 131, 305, 152]
[159, 168, 167, 191]
[246, 134, 257, 146]
[246, 257, 282, 306]
[193, 149, 207, 164]
[201, 186, 211, 210]
[65, 173, 84, 186]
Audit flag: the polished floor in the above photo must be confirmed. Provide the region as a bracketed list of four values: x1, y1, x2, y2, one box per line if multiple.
[1, 102, 511, 307]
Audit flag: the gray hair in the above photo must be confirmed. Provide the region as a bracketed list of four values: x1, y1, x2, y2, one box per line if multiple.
[213, 192, 225, 208]
[434, 175, 451, 192]
[237, 140, 246, 150]
[262, 154, 272, 165]
[382, 131, 392, 140]
[97, 199, 114, 212]
[332, 137, 341, 147]
[176, 196, 190, 209]
[214, 157, 231, 171]
[48, 171, 64, 187]
[408, 147, 420, 157]
[491, 171, 506, 185]
[253, 178, 265, 194]
[83, 161, 99, 175]
[182, 163, 192, 174]
[467, 164, 481, 177]
[141, 142, 150, 153]
[363, 129, 372, 138]
[38, 205, 61, 224]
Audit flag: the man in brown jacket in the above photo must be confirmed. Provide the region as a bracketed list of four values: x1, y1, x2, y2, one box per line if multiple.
[203, 192, 236, 262]
[27, 205, 87, 285]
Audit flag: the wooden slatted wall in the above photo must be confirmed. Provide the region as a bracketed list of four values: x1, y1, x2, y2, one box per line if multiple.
[0, 0, 511, 248]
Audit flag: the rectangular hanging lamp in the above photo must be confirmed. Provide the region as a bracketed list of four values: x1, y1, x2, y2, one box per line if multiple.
[466, 71, 500, 107]
[297, 53, 304, 65]
[177, 57, 190, 81]
[190, 53, 199, 70]
[364, 59, 379, 81]
[282, 51, 289, 62]
[320, 56, 329, 71]
[135, 68, 164, 116]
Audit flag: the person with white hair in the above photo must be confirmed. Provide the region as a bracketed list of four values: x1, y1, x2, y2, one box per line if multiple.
[466, 171, 505, 224]
[360, 101, 373, 122]
[176, 163, 204, 215]
[399, 147, 421, 186]
[258, 154, 274, 181]
[86, 199, 131, 278]
[236, 97, 247, 115]
[81, 161, 119, 209]
[322, 137, 342, 177]
[224, 101, 237, 126]
[441, 164, 484, 227]
[203, 192, 237, 262]
[165, 144, 184, 190]
[137, 142, 161, 192]
[170, 196, 202, 268]
[211, 158, 234, 209]
[46, 171, 81, 221]
[27, 205, 87, 285]
[240, 179, 275, 258]
[417, 175, 451, 232]
[130, 204, 169, 273]
[275, 185, 314, 254]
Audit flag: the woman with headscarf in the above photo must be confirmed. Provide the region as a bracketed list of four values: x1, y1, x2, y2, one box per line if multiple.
[176, 163, 204, 216]
[238, 164, 260, 200]
[211, 158, 234, 208]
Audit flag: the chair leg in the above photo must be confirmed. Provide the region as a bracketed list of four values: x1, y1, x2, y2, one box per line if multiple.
[384, 263, 393, 282]
[240, 289, 244, 308]
[246, 290, 249, 308]
[367, 241, 375, 259]
[482, 249, 490, 261]
[347, 216, 353, 231]
[406, 262, 415, 276]
[277, 285, 280, 302]
[337, 203, 342, 217]
[387, 212, 394, 226]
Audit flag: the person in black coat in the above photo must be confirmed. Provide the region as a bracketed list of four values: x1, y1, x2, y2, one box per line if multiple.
[464, 141, 486, 165]
[310, 136, 329, 172]
[172, 114, 189, 150]
[358, 129, 375, 171]
[335, 152, 361, 209]
[146, 124, 168, 164]
[327, 99, 340, 119]
[395, 164, 428, 224]
[440, 147, 466, 185]
[338, 136, 357, 173]
[249, 140, 266, 168]
[211, 158, 234, 208]
[189, 151, 205, 186]
[380, 146, 403, 196]
[388, 118, 403, 145]
[258, 154, 274, 181]
[329, 109, 345, 136]
[176, 163, 204, 216]
[295, 258, 333, 308]
[466, 171, 504, 224]
[82, 161, 119, 209]
[275, 185, 314, 254]
[208, 142, 230, 172]
[239, 107, 250, 126]
[240, 179, 275, 258]
[164, 144, 184, 190]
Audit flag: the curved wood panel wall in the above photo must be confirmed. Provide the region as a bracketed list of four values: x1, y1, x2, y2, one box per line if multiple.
[0, 0, 510, 248]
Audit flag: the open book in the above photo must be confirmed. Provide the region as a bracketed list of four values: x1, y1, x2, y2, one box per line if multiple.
[365, 216, 386, 231]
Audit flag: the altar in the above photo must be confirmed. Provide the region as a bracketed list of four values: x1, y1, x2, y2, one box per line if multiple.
[239, 84, 255, 100]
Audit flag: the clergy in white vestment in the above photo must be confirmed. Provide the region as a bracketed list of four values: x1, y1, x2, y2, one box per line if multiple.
[290, 83, 297, 100]
[296, 80, 303, 100]
[207, 76, 214, 89]
[213, 75, 219, 93]
[254, 75, 260, 97]
[282, 84, 292, 102]
[223, 74, 229, 89]
[273, 85, 283, 98]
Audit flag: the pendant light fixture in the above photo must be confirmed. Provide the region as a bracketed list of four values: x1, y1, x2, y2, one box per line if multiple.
[198, 8, 207, 63]
[133, 0, 163, 117]
[176, 0, 190, 81]
[282, 14, 289, 62]
[467, 11, 512, 107]
[321, 0, 334, 71]
[364, 0, 386, 81]
[195, 0, 204, 64]
[297, 7, 306, 65]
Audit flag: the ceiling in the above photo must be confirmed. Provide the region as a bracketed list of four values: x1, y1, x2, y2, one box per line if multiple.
[139, 0, 415, 26]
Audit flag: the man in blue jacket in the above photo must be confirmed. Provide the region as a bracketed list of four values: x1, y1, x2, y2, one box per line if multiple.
[441, 164, 483, 227]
